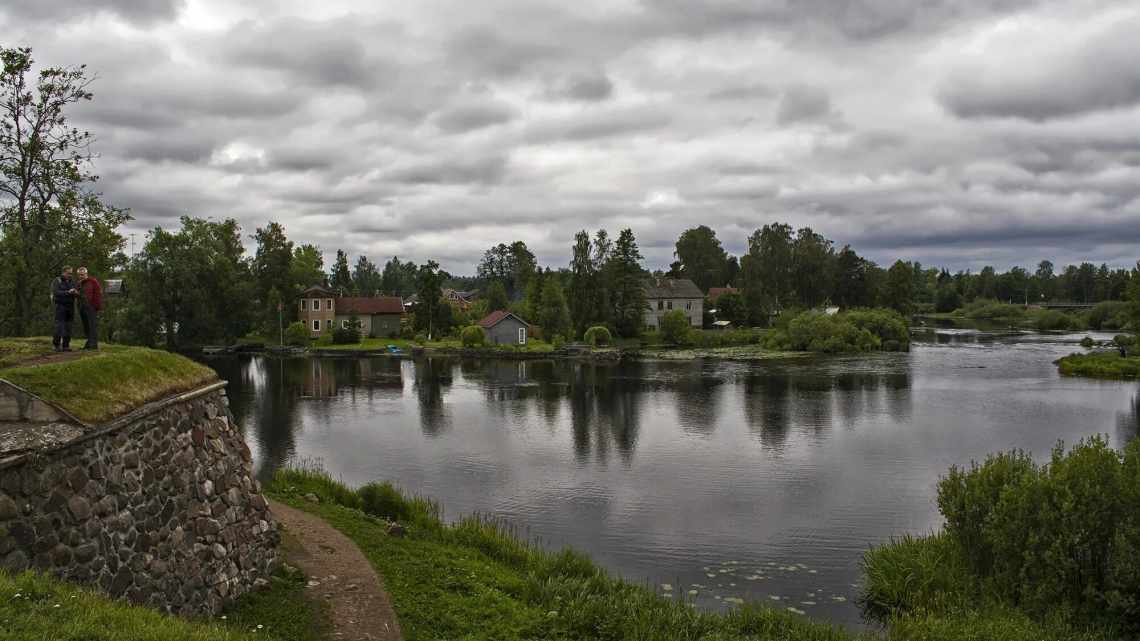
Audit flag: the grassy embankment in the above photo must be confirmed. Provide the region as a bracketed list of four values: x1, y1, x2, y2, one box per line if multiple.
[926, 299, 1132, 332]
[1056, 352, 1140, 379]
[265, 462, 1124, 641]
[0, 567, 328, 641]
[0, 337, 218, 423]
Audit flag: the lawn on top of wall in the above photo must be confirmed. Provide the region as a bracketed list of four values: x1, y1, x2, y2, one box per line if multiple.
[0, 337, 218, 423]
[266, 465, 1116, 641]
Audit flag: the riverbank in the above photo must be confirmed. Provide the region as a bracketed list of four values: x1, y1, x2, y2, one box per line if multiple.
[263, 465, 1121, 641]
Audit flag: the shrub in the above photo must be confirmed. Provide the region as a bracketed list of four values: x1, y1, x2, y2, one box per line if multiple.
[1058, 352, 1140, 379]
[414, 333, 426, 343]
[761, 311, 879, 353]
[283, 321, 310, 346]
[332, 324, 361, 344]
[460, 325, 486, 347]
[1080, 336, 1095, 349]
[1036, 309, 1082, 331]
[845, 308, 910, 351]
[583, 325, 611, 347]
[961, 299, 1026, 321]
[551, 334, 565, 349]
[659, 310, 692, 345]
[1087, 301, 1129, 330]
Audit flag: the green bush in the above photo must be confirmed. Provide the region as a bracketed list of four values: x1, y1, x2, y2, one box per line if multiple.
[460, 325, 486, 347]
[583, 325, 612, 347]
[283, 321, 310, 346]
[1086, 301, 1129, 330]
[1058, 352, 1140, 379]
[1035, 309, 1082, 331]
[331, 324, 360, 345]
[551, 334, 565, 349]
[761, 311, 879, 353]
[935, 437, 1140, 630]
[659, 309, 692, 345]
[844, 309, 910, 351]
[1080, 336, 1095, 349]
[960, 299, 1026, 321]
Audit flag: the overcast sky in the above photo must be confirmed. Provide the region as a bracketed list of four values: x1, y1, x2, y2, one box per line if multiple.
[3, 0, 1138, 274]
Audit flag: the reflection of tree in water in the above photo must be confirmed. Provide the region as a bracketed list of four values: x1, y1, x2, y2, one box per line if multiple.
[414, 357, 454, 437]
[883, 371, 912, 423]
[743, 373, 791, 450]
[833, 372, 875, 429]
[672, 361, 724, 435]
[566, 363, 643, 464]
[789, 374, 834, 434]
[1118, 394, 1139, 444]
[217, 356, 307, 479]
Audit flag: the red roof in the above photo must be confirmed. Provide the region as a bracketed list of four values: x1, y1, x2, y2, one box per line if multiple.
[477, 310, 528, 328]
[336, 296, 404, 315]
[707, 287, 739, 302]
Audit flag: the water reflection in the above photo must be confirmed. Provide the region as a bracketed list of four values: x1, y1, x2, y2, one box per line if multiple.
[202, 334, 1139, 628]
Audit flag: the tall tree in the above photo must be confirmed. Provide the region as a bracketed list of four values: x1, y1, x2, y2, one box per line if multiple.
[1035, 260, 1055, 301]
[252, 222, 294, 331]
[537, 277, 571, 338]
[674, 225, 729, 293]
[380, 256, 415, 297]
[329, 249, 353, 294]
[0, 47, 129, 335]
[476, 241, 537, 300]
[605, 229, 646, 338]
[290, 244, 325, 293]
[352, 255, 382, 296]
[741, 222, 794, 325]
[883, 260, 915, 314]
[567, 230, 601, 336]
[791, 226, 835, 308]
[414, 260, 447, 340]
[833, 245, 874, 308]
[486, 281, 509, 312]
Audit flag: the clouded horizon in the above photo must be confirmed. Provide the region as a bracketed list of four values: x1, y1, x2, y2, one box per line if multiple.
[4, 0, 1138, 274]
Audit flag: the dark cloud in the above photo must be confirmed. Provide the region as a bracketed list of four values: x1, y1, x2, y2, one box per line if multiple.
[386, 155, 509, 185]
[776, 85, 834, 124]
[220, 18, 390, 88]
[939, 14, 1140, 121]
[432, 99, 518, 133]
[2, 0, 183, 25]
[445, 27, 566, 78]
[546, 71, 614, 102]
[708, 83, 775, 101]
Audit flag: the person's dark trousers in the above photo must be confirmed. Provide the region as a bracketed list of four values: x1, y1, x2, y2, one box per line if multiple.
[53, 306, 73, 351]
[80, 304, 99, 349]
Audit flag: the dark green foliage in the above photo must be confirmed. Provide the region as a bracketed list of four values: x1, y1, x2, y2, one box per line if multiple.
[606, 229, 646, 338]
[761, 309, 908, 353]
[536, 277, 571, 338]
[659, 309, 691, 345]
[1080, 336, 1096, 348]
[673, 225, 730, 293]
[959, 299, 1026, 321]
[477, 242, 536, 301]
[583, 325, 612, 346]
[329, 249, 353, 294]
[1035, 309, 1082, 331]
[935, 285, 962, 313]
[1086, 301, 1130, 330]
[331, 321, 360, 345]
[486, 280, 509, 312]
[860, 532, 972, 620]
[715, 292, 748, 326]
[358, 481, 441, 525]
[883, 261, 915, 315]
[283, 321, 310, 346]
[460, 325, 485, 347]
[1058, 352, 1140, 379]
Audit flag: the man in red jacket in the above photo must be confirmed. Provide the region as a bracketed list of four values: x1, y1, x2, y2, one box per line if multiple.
[76, 267, 103, 350]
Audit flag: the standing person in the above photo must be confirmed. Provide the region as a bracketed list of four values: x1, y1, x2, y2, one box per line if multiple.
[52, 266, 78, 352]
[76, 267, 103, 350]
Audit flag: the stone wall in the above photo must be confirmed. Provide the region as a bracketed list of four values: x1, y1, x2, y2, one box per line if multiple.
[0, 383, 278, 615]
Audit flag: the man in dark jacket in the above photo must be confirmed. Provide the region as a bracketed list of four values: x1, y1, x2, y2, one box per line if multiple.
[77, 266, 103, 350]
[52, 266, 78, 352]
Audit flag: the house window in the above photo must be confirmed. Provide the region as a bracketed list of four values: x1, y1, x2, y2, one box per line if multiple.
[685, 301, 692, 310]
[657, 300, 663, 310]
[341, 320, 349, 329]
[667, 301, 673, 310]
[311, 299, 319, 311]
[326, 299, 334, 311]
[518, 326, 527, 345]
[312, 319, 320, 331]
[325, 319, 332, 329]
[300, 299, 307, 311]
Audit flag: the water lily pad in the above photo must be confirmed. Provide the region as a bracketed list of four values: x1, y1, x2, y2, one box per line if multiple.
[768, 595, 781, 601]
[661, 584, 673, 591]
[786, 607, 806, 615]
[688, 589, 698, 596]
[831, 596, 847, 602]
[706, 573, 717, 578]
[724, 596, 744, 605]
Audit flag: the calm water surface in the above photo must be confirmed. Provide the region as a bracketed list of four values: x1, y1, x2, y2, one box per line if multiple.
[206, 328, 1138, 627]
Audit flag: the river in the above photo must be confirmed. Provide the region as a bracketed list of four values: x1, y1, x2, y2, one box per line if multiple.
[204, 327, 1138, 627]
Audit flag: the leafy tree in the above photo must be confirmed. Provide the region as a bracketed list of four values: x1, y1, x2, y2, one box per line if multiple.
[674, 225, 729, 293]
[486, 280, 509, 312]
[605, 228, 646, 338]
[883, 260, 915, 315]
[352, 255, 382, 296]
[414, 260, 448, 340]
[741, 222, 794, 325]
[715, 292, 748, 326]
[283, 321, 309, 346]
[537, 277, 571, 338]
[290, 244, 325, 292]
[834, 245, 875, 308]
[567, 230, 608, 337]
[935, 285, 962, 313]
[477, 241, 536, 300]
[460, 325, 485, 347]
[1035, 260, 1056, 301]
[660, 309, 691, 345]
[0, 47, 129, 335]
[329, 249, 353, 294]
[791, 226, 835, 308]
[380, 256, 416, 297]
[252, 221, 295, 330]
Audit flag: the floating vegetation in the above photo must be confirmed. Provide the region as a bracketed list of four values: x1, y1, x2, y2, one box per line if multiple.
[800, 601, 816, 606]
[661, 584, 673, 591]
[724, 597, 744, 605]
[688, 589, 698, 596]
[706, 573, 717, 579]
[831, 596, 847, 603]
[786, 607, 806, 615]
[768, 595, 782, 601]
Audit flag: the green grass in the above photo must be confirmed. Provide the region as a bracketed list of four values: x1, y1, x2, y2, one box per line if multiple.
[220, 565, 331, 641]
[1057, 352, 1140, 379]
[0, 338, 218, 423]
[312, 337, 415, 351]
[0, 570, 321, 641]
[269, 466, 1121, 641]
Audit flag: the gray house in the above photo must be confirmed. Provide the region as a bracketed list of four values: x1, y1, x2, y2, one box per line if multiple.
[644, 278, 704, 329]
[477, 310, 530, 346]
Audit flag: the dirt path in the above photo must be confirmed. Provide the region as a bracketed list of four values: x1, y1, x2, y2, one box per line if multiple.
[269, 499, 404, 641]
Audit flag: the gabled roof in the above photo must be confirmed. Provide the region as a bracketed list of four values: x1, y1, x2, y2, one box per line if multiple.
[301, 285, 334, 297]
[477, 310, 529, 329]
[337, 296, 405, 315]
[643, 278, 703, 299]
